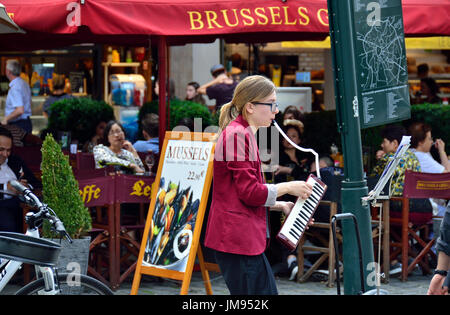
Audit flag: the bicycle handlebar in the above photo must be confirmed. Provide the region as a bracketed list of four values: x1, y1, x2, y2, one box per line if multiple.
[44, 210, 73, 244]
[10, 180, 43, 208]
[10, 180, 73, 244]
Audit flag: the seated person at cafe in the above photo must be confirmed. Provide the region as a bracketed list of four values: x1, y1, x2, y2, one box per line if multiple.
[369, 124, 428, 275]
[282, 105, 304, 127]
[273, 121, 310, 185]
[370, 124, 421, 196]
[310, 156, 334, 174]
[83, 120, 107, 153]
[409, 122, 450, 174]
[93, 120, 145, 174]
[133, 113, 159, 154]
[370, 124, 433, 228]
[0, 127, 41, 232]
[185, 81, 206, 105]
[409, 122, 450, 217]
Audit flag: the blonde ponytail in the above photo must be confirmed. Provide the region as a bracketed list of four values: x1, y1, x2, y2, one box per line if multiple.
[218, 102, 238, 131]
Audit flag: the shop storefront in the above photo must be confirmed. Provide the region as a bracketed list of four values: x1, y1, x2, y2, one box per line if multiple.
[1, 45, 95, 134]
[223, 36, 450, 114]
[0, 44, 155, 137]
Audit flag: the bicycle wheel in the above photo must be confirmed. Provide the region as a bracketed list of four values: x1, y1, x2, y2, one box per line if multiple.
[15, 273, 114, 295]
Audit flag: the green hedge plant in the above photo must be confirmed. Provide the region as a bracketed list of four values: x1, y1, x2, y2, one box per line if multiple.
[41, 134, 92, 239]
[138, 99, 212, 137]
[297, 103, 449, 167]
[47, 97, 115, 144]
[407, 104, 450, 152]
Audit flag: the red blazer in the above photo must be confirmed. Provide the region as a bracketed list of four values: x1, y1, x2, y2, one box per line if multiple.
[204, 115, 269, 256]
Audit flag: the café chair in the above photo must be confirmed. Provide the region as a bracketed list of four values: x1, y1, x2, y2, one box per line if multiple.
[87, 210, 112, 285]
[12, 145, 42, 180]
[76, 152, 96, 170]
[389, 170, 450, 281]
[297, 168, 343, 287]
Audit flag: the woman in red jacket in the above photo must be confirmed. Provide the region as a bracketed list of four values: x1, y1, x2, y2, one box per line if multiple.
[204, 75, 313, 295]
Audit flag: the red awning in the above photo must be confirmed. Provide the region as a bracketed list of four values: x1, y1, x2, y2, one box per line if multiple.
[401, 0, 450, 37]
[3, 0, 77, 34]
[83, 0, 450, 38]
[82, 0, 330, 39]
[1, 0, 449, 49]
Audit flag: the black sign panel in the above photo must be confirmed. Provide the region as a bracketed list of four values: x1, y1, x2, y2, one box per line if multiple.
[353, 0, 411, 128]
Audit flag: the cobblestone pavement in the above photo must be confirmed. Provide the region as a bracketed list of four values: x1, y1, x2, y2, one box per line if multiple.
[117, 271, 433, 295]
[1, 270, 433, 295]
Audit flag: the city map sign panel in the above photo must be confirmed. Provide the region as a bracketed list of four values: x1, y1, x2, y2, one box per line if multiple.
[353, 0, 411, 128]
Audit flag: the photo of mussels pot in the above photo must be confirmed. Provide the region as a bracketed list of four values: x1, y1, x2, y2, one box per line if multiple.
[143, 178, 200, 271]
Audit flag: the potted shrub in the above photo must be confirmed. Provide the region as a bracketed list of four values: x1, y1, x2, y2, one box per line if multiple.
[41, 133, 92, 275]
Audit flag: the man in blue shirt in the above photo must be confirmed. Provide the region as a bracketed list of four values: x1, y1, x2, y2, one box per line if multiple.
[133, 113, 159, 154]
[2, 60, 32, 133]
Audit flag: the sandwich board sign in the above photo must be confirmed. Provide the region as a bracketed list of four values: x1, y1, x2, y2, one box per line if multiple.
[131, 131, 216, 295]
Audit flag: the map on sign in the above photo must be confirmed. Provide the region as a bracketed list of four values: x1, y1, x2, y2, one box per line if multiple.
[353, 0, 410, 129]
[357, 16, 407, 90]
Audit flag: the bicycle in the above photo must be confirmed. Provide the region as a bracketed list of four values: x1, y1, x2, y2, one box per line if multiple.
[0, 180, 113, 295]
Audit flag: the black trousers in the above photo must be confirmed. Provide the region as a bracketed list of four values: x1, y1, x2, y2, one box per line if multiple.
[214, 250, 278, 295]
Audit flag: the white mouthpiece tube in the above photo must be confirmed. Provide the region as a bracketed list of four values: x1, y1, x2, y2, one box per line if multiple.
[273, 121, 321, 179]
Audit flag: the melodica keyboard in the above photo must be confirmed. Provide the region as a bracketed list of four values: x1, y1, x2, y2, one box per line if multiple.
[276, 174, 327, 251]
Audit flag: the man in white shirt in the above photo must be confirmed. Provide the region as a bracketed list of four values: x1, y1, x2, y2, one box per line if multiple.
[0, 127, 40, 232]
[2, 59, 32, 133]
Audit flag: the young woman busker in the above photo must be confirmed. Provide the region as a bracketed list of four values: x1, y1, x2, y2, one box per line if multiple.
[204, 75, 313, 295]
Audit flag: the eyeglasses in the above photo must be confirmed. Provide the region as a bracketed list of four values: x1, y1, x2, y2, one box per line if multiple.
[109, 129, 124, 136]
[252, 102, 279, 112]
